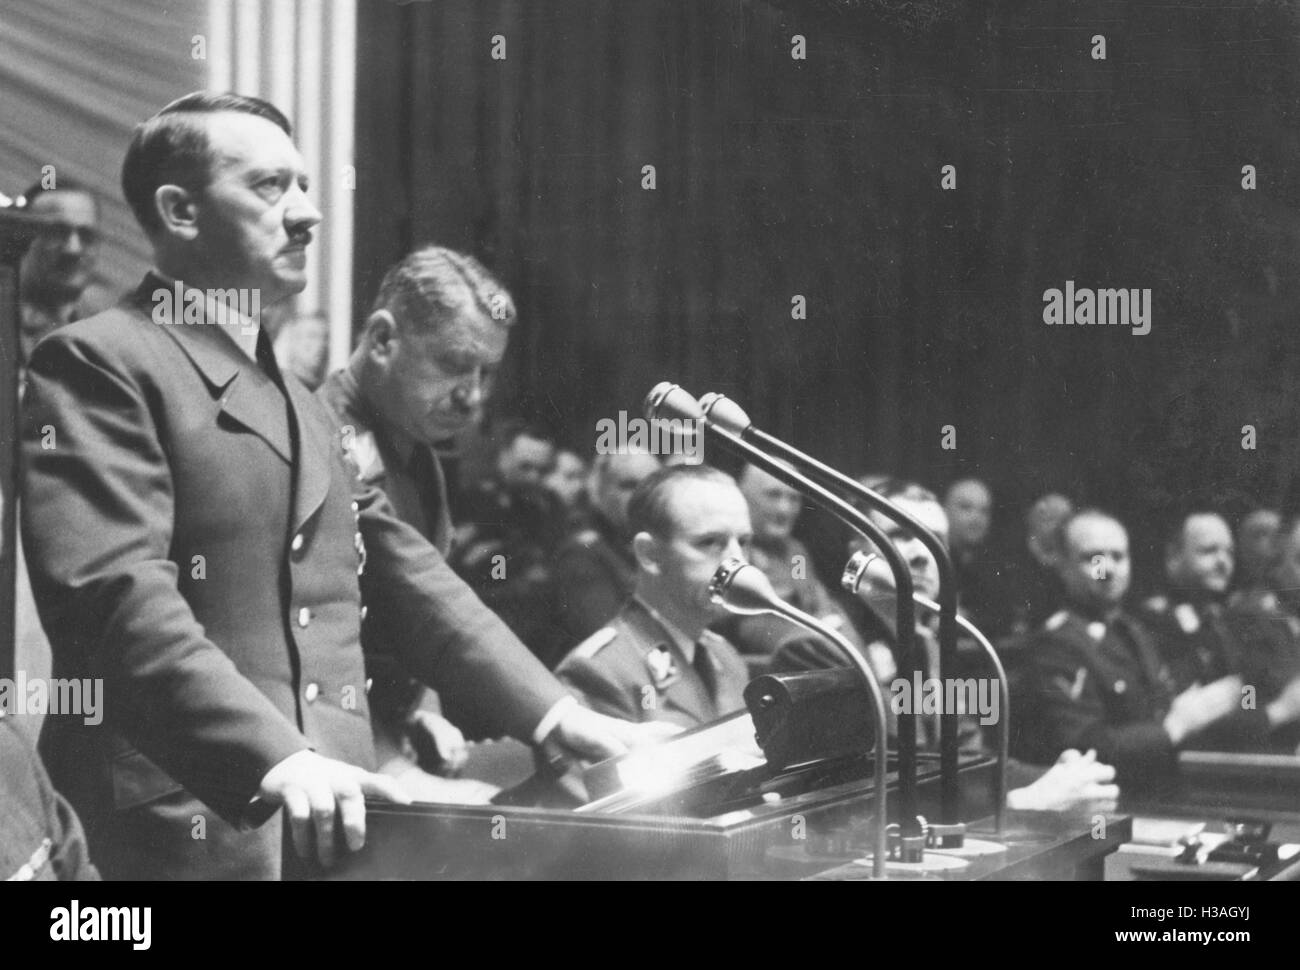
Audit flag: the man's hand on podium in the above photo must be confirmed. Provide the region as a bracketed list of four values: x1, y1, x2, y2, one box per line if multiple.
[541, 705, 682, 770]
[258, 749, 412, 868]
[408, 710, 469, 775]
[1006, 749, 1119, 812]
[387, 766, 500, 805]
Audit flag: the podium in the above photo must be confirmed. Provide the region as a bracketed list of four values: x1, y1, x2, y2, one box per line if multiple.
[298, 715, 1129, 880]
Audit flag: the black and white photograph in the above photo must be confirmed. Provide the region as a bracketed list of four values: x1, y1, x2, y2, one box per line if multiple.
[1, 0, 1298, 932]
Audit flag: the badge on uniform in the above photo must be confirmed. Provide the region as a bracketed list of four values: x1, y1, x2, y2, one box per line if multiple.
[340, 425, 383, 482]
[1173, 603, 1200, 635]
[645, 646, 680, 689]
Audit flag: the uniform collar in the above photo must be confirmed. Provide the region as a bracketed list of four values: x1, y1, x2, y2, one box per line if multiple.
[328, 365, 425, 470]
[629, 595, 697, 664]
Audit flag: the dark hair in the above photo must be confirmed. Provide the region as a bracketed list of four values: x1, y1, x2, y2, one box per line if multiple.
[121, 91, 292, 233]
[371, 244, 516, 336]
[496, 418, 553, 454]
[850, 477, 937, 517]
[20, 176, 97, 210]
[627, 464, 736, 538]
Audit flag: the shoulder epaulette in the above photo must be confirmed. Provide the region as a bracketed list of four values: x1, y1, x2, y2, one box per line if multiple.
[571, 626, 618, 660]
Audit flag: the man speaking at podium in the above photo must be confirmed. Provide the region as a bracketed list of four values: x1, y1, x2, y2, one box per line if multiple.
[19, 92, 668, 880]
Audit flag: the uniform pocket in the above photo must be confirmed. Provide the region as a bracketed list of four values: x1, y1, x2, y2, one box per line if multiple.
[110, 748, 185, 810]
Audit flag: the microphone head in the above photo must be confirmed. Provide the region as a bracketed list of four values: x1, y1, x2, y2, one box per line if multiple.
[698, 393, 753, 436]
[709, 557, 780, 615]
[644, 383, 705, 424]
[841, 550, 889, 595]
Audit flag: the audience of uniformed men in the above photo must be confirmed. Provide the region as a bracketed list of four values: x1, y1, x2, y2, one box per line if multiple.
[7, 91, 1300, 880]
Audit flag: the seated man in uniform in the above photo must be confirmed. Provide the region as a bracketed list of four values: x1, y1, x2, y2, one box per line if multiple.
[544, 447, 591, 532]
[943, 477, 1016, 640]
[452, 422, 562, 659]
[546, 448, 661, 666]
[1232, 507, 1282, 605]
[1017, 510, 1246, 795]
[730, 463, 868, 676]
[1011, 492, 1074, 637]
[775, 480, 983, 753]
[554, 465, 751, 729]
[1138, 511, 1300, 751]
[1225, 513, 1300, 752]
[1, 713, 98, 881]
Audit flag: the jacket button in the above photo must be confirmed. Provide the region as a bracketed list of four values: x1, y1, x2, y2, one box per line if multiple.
[365, 677, 373, 695]
[351, 501, 359, 513]
[304, 682, 320, 703]
[1114, 679, 1127, 694]
[359, 605, 368, 621]
[297, 607, 311, 628]
[291, 533, 304, 554]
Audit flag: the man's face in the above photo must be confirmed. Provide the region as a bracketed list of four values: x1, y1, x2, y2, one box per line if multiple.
[1026, 493, 1074, 567]
[945, 480, 992, 549]
[1167, 514, 1234, 595]
[19, 190, 99, 310]
[856, 496, 949, 600]
[593, 452, 661, 532]
[1238, 510, 1281, 582]
[498, 435, 554, 490]
[739, 466, 803, 543]
[375, 311, 506, 443]
[648, 480, 753, 621]
[544, 451, 587, 509]
[1271, 523, 1300, 599]
[1059, 515, 1130, 612]
[191, 112, 321, 304]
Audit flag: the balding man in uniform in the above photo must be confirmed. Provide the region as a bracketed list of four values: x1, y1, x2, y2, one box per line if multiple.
[555, 465, 751, 728]
[1136, 511, 1300, 751]
[1017, 510, 1246, 794]
[730, 464, 866, 676]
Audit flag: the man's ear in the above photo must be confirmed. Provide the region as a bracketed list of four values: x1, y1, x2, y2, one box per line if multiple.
[154, 185, 199, 241]
[363, 310, 398, 362]
[632, 531, 661, 575]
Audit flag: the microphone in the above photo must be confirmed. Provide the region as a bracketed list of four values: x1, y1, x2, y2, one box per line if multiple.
[710, 557, 891, 877]
[697, 389, 962, 825]
[843, 550, 1010, 835]
[646, 383, 926, 836]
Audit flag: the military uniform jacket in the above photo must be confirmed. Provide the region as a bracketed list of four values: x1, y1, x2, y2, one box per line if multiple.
[554, 598, 750, 728]
[731, 535, 866, 672]
[1, 716, 98, 881]
[1017, 608, 1177, 790]
[21, 276, 567, 879]
[318, 367, 450, 735]
[548, 512, 637, 654]
[1138, 593, 1272, 752]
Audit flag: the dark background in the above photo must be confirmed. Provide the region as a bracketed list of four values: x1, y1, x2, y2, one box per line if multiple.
[354, 0, 1300, 586]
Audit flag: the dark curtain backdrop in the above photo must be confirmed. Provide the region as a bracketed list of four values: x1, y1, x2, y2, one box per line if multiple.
[354, 0, 1300, 584]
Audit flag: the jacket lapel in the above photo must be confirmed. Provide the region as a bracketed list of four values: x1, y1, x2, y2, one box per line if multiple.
[283, 377, 332, 536]
[142, 276, 292, 465]
[625, 602, 711, 723]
